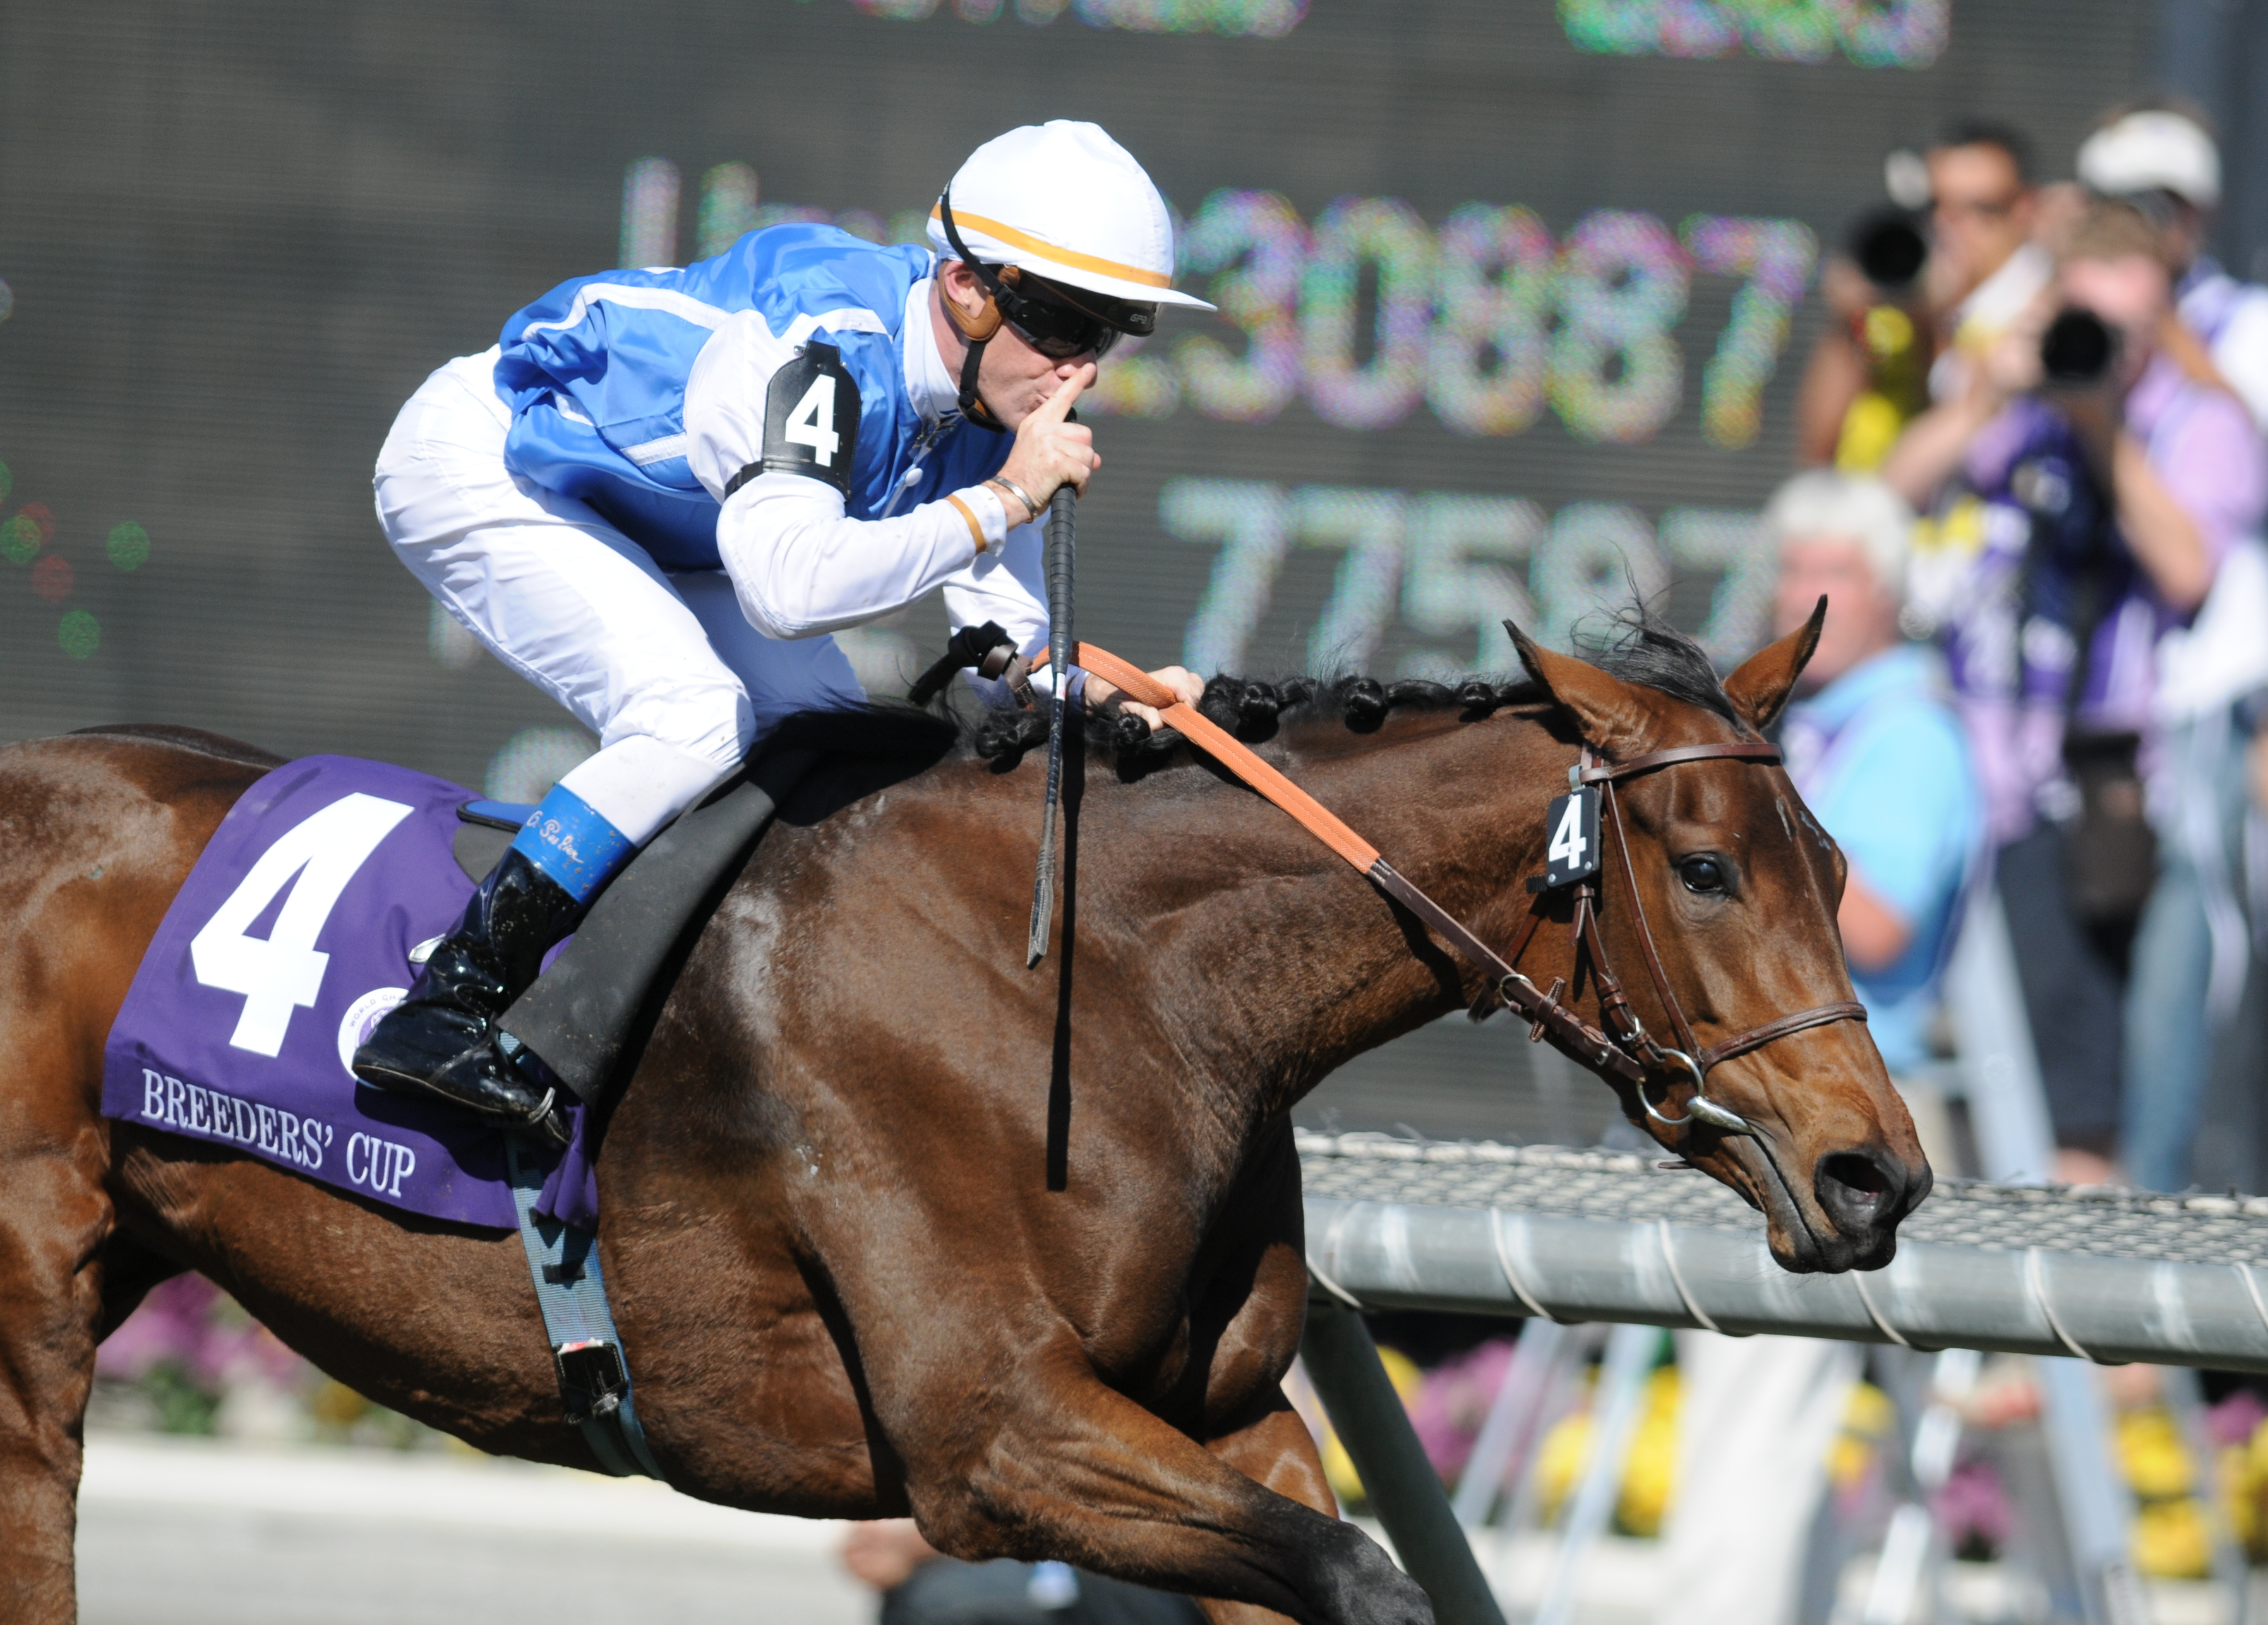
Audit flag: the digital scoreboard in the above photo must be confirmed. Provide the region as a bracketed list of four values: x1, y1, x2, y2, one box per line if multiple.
[0, 0, 2151, 791]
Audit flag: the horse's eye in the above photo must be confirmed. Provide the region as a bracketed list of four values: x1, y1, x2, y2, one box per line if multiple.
[1679, 855, 1728, 895]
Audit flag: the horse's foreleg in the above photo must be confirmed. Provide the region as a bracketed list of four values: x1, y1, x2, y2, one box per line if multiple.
[0, 1144, 113, 1624]
[903, 1344, 1430, 1625]
[1196, 1396, 1343, 1625]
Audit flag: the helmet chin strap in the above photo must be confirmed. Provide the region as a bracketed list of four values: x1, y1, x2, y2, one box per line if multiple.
[954, 329, 1003, 430]
[937, 188, 1009, 431]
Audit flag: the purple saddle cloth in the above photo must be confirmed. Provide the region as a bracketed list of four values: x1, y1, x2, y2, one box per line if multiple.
[100, 755, 601, 1230]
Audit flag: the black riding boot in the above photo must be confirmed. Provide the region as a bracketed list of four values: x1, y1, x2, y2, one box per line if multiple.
[352, 846, 582, 1148]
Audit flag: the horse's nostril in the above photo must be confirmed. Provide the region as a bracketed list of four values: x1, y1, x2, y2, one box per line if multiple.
[1815, 1151, 1907, 1244]
[1821, 1151, 1893, 1200]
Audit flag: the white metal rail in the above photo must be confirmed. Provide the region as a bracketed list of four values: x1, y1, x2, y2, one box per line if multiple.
[1300, 1134, 2268, 1370]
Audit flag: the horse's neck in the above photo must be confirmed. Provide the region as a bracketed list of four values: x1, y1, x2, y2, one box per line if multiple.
[1124, 711, 1560, 1127]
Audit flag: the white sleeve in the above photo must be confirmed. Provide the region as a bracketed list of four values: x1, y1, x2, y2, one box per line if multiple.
[2212, 292, 2268, 438]
[685, 313, 1012, 640]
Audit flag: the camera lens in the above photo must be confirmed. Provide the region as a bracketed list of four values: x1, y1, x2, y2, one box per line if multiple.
[2040, 308, 2117, 386]
[1851, 210, 1928, 291]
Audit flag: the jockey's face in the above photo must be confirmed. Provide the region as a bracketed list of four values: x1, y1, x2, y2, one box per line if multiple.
[976, 326, 1094, 429]
[935, 260, 1100, 429]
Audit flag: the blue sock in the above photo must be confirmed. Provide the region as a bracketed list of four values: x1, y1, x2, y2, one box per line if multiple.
[508, 784, 636, 906]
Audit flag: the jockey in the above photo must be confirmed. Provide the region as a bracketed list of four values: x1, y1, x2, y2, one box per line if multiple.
[352, 121, 1211, 1145]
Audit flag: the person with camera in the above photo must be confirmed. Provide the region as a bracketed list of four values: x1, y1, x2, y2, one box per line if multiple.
[1796, 121, 2048, 469]
[1882, 198, 2265, 1180]
[2073, 105, 2268, 1189]
[2080, 103, 2268, 433]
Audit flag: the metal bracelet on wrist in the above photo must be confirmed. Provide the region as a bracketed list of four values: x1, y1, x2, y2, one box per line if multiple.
[988, 477, 1041, 526]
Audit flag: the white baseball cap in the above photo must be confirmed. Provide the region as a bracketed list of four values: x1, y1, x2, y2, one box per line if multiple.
[929, 122, 1214, 312]
[2077, 111, 2221, 208]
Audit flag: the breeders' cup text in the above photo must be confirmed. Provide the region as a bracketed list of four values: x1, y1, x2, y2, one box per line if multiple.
[140, 1067, 332, 1169]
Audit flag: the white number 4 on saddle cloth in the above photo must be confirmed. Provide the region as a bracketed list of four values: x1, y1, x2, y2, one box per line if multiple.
[1542, 787, 1601, 889]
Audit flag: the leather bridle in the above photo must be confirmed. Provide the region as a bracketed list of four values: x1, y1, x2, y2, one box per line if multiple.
[1374, 741, 1867, 1137]
[1067, 645, 1867, 1140]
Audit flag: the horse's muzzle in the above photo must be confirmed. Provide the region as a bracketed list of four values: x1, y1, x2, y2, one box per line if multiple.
[1813, 1146, 1931, 1270]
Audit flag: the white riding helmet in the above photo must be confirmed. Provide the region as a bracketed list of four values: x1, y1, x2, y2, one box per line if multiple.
[2077, 110, 2221, 210]
[928, 122, 1215, 314]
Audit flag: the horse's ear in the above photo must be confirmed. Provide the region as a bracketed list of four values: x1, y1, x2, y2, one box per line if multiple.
[1503, 619, 1656, 756]
[1722, 596, 1825, 733]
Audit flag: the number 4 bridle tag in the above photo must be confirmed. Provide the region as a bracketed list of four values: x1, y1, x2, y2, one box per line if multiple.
[1542, 786, 1602, 889]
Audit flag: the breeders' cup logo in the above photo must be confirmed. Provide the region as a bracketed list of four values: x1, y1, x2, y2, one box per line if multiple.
[337, 986, 408, 1078]
[138, 1067, 333, 1170]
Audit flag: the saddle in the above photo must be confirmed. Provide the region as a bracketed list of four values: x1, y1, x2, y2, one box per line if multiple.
[493, 705, 958, 1108]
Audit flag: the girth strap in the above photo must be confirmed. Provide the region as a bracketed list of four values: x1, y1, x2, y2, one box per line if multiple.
[503, 1137, 665, 1480]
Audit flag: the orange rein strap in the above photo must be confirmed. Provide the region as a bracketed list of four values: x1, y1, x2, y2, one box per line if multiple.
[1069, 643, 1648, 1085]
[1071, 644, 1381, 871]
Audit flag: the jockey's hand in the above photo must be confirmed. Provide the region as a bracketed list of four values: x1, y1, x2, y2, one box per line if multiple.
[1086, 664, 1203, 733]
[997, 364, 1100, 510]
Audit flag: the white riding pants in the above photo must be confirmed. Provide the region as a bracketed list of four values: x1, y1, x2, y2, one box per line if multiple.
[375, 349, 867, 842]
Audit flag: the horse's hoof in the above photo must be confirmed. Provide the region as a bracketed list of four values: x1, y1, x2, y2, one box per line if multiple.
[1314, 1521, 1435, 1625]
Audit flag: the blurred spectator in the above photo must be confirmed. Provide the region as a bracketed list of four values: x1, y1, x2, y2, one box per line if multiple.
[1653, 472, 1978, 1625]
[2127, 537, 2268, 1190]
[1796, 213, 1936, 469]
[1794, 121, 2046, 469]
[1654, 1335, 1861, 1625]
[1770, 472, 1983, 1097]
[1886, 198, 2266, 1177]
[2078, 103, 2268, 433]
[841, 1521, 1203, 1625]
[2072, 107, 2268, 1189]
[1922, 122, 2054, 409]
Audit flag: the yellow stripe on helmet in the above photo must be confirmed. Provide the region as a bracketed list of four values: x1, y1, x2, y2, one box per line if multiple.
[928, 204, 1173, 291]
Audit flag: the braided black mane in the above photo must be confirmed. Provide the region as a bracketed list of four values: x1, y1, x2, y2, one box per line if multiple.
[967, 604, 1736, 767]
[968, 673, 1535, 765]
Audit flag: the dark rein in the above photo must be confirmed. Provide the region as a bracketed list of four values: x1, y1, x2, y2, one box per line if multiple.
[1071, 646, 1865, 1140]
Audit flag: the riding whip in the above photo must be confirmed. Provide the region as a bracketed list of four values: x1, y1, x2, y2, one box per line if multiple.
[1026, 481, 1076, 966]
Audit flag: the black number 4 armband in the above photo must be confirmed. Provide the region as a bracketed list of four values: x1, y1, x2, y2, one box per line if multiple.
[730, 340, 862, 498]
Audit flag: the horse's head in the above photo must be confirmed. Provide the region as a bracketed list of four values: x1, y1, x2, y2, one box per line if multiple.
[1508, 603, 1929, 1273]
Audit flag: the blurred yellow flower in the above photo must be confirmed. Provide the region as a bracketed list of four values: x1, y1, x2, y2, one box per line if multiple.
[1537, 1410, 1594, 1521]
[2116, 1408, 2195, 1501]
[2247, 1415, 2268, 1485]
[1532, 1367, 1683, 1537]
[1828, 1382, 1894, 1492]
[1319, 1344, 1422, 1506]
[309, 1378, 368, 1430]
[2133, 1497, 2212, 1580]
[2217, 1445, 2257, 1553]
[1615, 1369, 1682, 1537]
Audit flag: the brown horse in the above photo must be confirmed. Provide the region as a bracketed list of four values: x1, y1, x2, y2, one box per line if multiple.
[0, 607, 1925, 1625]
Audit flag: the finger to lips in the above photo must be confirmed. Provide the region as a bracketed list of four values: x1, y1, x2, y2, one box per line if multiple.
[1037, 364, 1094, 423]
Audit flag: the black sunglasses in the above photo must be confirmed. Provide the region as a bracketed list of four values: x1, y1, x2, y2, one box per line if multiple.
[995, 274, 1123, 361]
[936, 189, 1156, 362]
